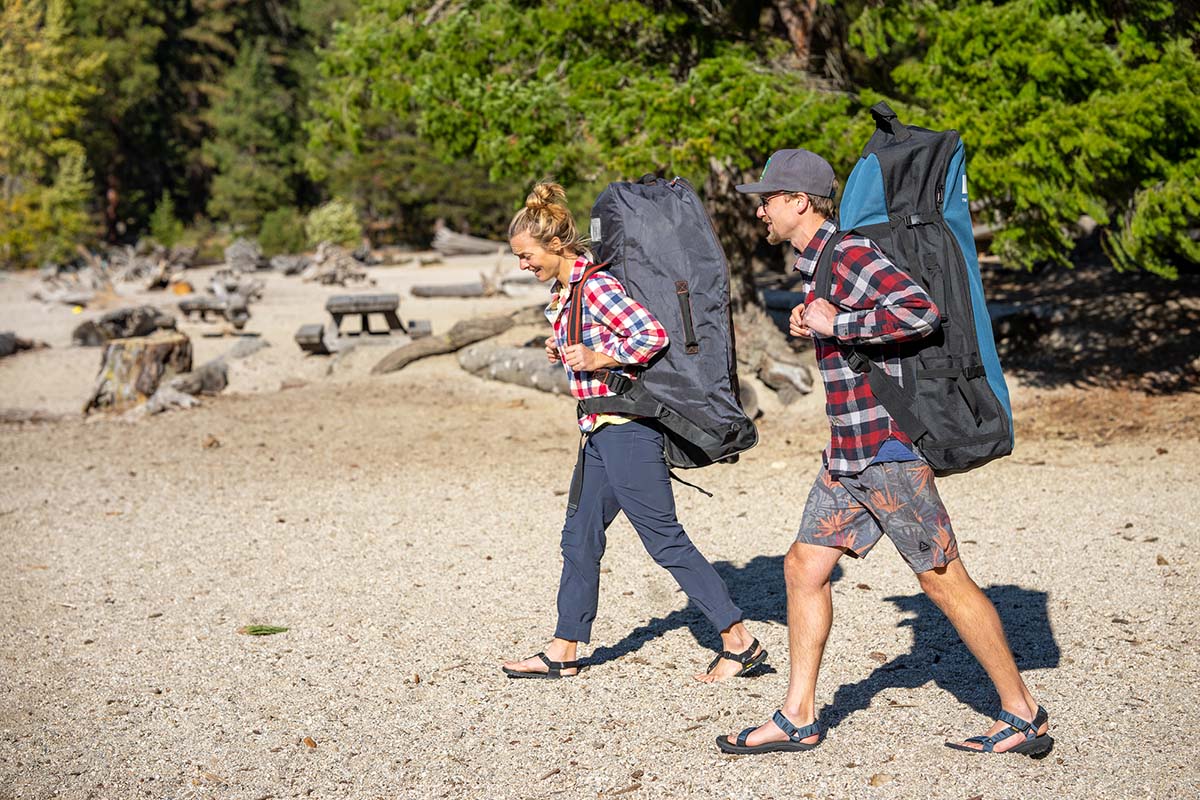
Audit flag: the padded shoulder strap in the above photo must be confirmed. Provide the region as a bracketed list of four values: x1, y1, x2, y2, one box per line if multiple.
[813, 230, 850, 302]
[566, 262, 610, 347]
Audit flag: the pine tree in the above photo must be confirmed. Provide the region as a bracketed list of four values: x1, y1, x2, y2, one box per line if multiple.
[203, 37, 302, 231]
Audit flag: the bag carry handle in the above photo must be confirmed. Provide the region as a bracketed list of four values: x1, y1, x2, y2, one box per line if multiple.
[870, 101, 912, 143]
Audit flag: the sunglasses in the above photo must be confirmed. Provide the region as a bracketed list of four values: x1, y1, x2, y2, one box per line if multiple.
[758, 192, 790, 210]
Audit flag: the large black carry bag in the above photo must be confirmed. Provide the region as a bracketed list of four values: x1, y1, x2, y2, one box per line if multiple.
[569, 175, 758, 469]
[814, 102, 1014, 475]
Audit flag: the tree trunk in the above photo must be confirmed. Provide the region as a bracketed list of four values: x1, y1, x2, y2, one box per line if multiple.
[773, 0, 820, 66]
[84, 330, 193, 414]
[702, 158, 787, 311]
[457, 344, 570, 394]
[371, 314, 514, 375]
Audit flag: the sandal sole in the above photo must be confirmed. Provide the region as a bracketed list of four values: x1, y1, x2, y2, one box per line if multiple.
[501, 668, 577, 679]
[715, 736, 820, 755]
[945, 734, 1054, 756]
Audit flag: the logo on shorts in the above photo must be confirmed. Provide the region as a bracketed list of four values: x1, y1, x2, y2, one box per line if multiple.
[918, 541, 931, 552]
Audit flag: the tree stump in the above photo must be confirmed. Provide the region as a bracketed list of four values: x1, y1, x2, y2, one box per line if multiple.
[84, 330, 193, 414]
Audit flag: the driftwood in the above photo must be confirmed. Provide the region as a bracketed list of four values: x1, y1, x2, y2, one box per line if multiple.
[84, 330, 193, 414]
[457, 343, 570, 395]
[431, 224, 506, 256]
[371, 314, 513, 375]
[302, 242, 372, 286]
[0, 332, 49, 359]
[73, 305, 177, 347]
[411, 280, 494, 298]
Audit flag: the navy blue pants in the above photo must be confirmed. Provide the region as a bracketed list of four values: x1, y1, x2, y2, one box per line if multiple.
[554, 419, 742, 643]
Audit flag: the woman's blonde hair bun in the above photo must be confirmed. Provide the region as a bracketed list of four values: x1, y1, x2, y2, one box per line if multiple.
[509, 180, 586, 254]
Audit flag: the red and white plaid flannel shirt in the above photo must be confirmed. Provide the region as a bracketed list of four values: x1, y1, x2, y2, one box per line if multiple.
[798, 220, 941, 475]
[546, 256, 669, 433]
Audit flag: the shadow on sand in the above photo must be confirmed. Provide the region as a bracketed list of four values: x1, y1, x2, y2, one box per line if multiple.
[588, 554, 1059, 727]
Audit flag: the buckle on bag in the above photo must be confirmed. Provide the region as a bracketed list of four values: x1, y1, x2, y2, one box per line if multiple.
[846, 350, 872, 374]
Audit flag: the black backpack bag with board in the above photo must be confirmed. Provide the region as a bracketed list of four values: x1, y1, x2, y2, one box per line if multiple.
[565, 175, 758, 471]
[813, 102, 1014, 475]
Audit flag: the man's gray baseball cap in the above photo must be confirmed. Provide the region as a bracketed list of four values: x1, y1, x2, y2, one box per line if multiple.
[736, 148, 835, 197]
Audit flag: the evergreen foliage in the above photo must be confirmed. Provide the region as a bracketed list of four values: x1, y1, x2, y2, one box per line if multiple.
[203, 38, 304, 231]
[0, 0, 103, 267]
[2, 0, 1195, 279]
[305, 198, 362, 248]
[148, 191, 185, 248]
[258, 206, 308, 256]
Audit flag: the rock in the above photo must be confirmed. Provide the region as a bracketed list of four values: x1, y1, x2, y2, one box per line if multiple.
[169, 359, 228, 396]
[270, 254, 311, 275]
[224, 337, 269, 360]
[72, 306, 177, 347]
[224, 238, 267, 272]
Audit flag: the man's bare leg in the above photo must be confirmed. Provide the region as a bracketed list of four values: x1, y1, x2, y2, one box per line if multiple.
[722, 542, 843, 746]
[918, 558, 1048, 751]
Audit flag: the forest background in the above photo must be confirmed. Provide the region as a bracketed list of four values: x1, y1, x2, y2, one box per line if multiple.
[2, 0, 1197, 292]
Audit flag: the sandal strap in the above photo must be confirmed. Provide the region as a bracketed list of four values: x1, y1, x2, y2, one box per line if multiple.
[735, 726, 756, 747]
[730, 638, 761, 665]
[706, 638, 762, 673]
[534, 652, 581, 675]
[996, 709, 1034, 733]
[771, 710, 820, 742]
[963, 734, 997, 752]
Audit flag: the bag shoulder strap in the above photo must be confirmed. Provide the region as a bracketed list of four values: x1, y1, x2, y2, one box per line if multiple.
[566, 261, 610, 347]
[813, 229, 851, 302]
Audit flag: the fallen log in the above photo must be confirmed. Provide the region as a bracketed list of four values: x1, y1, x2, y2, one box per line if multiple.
[457, 343, 570, 395]
[371, 314, 513, 375]
[72, 305, 178, 347]
[0, 332, 49, 359]
[84, 330, 193, 414]
[431, 225, 506, 256]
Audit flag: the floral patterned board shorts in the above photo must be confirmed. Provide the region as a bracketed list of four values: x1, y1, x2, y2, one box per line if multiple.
[796, 460, 959, 573]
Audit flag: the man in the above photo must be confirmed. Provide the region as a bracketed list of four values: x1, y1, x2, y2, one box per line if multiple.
[717, 149, 1050, 756]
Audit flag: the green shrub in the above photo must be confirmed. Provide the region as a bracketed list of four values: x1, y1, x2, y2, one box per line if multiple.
[149, 191, 184, 248]
[258, 206, 307, 256]
[304, 198, 362, 248]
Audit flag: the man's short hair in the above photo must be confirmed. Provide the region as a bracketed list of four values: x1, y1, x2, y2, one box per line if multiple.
[802, 179, 839, 220]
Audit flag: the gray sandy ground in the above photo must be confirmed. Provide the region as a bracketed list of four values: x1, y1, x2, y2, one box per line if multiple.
[1, 262, 1197, 798]
[1, 361, 1197, 800]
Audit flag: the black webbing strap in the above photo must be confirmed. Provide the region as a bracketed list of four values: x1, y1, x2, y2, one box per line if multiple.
[566, 434, 587, 515]
[846, 350, 930, 442]
[870, 101, 912, 143]
[668, 470, 713, 498]
[675, 281, 700, 354]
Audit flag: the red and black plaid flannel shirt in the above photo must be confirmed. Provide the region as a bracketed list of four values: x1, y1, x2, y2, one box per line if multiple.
[798, 220, 941, 475]
[546, 256, 669, 433]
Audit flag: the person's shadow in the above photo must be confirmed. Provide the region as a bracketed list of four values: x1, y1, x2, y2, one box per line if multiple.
[588, 555, 1059, 727]
[586, 554, 795, 672]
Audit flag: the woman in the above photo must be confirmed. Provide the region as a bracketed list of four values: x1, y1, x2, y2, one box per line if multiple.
[500, 181, 766, 683]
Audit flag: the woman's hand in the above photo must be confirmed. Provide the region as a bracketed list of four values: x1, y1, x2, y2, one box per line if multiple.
[545, 336, 560, 363]
[561, 343, 618, 373]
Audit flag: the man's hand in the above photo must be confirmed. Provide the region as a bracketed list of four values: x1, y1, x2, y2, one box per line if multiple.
[802, 298, 838, 338]
[789, 303, 810, 338]
[545, 336, 560, 363]
[561, 343, 618, 373]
